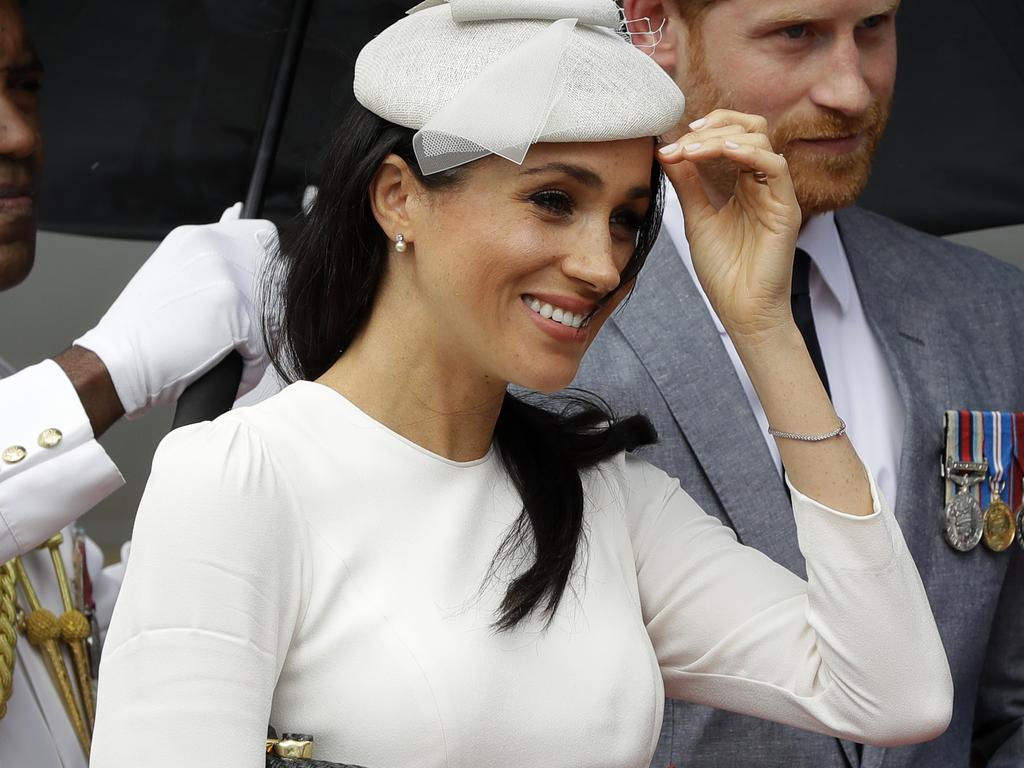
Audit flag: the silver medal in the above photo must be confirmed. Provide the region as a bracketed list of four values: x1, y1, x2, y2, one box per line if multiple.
[944, 489, 984, 551]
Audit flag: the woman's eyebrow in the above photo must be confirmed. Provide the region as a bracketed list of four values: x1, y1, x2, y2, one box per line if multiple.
[521, 163, 650, 200]
[520, 162, 604, 188]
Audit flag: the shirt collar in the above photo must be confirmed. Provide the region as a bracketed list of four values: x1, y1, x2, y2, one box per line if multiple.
[796, 210, 851, 314]
[662, 184, 852, 336]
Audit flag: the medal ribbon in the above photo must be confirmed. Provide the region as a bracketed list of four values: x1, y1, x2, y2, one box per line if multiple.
[944, 411, 959, 504]
[1013, 412, 1024, 512]
[965, 410, 986, 505]
[982, 411, 1013, 505]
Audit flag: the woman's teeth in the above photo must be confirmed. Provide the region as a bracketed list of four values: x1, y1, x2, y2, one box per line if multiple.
[524, 296, 586, 329]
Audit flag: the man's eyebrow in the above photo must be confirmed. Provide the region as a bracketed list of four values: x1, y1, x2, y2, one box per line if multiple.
[756, 2, 898, 26]
[1, 52, 45, 75]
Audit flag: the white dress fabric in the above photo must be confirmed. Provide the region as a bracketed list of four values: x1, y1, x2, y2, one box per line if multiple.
[91, 381, 951, 768]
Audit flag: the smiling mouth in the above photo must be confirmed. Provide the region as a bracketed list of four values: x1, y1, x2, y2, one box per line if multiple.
[522, 295, 589, 329]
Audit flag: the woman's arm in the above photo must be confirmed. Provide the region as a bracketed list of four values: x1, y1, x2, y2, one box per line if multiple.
[658, 109, 870, 516]
[90, 417, 308, 768]
[620, 455, 952, 745]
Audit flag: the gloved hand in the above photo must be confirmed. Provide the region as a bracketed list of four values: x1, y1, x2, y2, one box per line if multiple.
[74, 205, 279, 419]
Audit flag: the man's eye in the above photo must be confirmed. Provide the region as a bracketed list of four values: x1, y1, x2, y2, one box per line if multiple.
[530, 190, 574, 216]
[860, 15, 887, 29]
[11, 77, 42, 95]
[781, 24, 808, 40]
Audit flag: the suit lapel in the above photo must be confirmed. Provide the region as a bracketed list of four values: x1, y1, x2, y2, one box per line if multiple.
[837, 209, 951, 542]
[611, 232, 804, 573]
[838, 208, 952, 768]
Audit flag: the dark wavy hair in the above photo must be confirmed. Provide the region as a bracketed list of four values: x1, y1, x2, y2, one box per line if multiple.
[264, 102, 661, 631]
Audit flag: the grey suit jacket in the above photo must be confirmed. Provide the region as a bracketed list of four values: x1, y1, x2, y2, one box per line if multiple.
[574, 207, 1024, 768]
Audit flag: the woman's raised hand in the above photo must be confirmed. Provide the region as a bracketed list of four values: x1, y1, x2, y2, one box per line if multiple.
[657, 110, 802, 343]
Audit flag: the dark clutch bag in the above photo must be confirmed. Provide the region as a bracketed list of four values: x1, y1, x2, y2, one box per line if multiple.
[266, 756, 367, 768]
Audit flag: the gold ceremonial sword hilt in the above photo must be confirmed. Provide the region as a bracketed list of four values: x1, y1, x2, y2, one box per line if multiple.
[41, 533, 96, 727]
[14, 555, 92, 756]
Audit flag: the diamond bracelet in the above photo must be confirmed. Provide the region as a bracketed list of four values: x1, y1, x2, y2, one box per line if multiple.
[767, 418, 847, 443]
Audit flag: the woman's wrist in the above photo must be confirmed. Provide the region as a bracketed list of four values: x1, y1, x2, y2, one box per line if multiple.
[724, 319, 803, 360]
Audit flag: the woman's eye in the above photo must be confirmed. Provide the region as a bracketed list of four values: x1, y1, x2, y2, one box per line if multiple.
[780, 24, 808, 40]
[530, 190, 574, 216]
[611, 210, 644, 240]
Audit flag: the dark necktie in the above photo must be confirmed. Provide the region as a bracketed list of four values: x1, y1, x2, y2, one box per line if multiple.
[791, 248, 831, 399]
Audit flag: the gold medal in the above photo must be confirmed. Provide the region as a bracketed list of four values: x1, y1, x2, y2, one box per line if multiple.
[983, 498, 1016, 551]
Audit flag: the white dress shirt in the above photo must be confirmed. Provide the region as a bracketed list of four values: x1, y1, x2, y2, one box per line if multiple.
[661, 186, 906, 509]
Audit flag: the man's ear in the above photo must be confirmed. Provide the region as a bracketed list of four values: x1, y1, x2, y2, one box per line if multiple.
[370, 155, 419, 246]
[624, 0, 685, 77]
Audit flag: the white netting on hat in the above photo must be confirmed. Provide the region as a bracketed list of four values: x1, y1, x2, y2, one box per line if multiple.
[354, 2, 685, 175]
[413, 18, 576, 174]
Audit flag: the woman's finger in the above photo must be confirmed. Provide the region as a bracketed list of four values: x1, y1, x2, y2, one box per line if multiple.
[656, 143, 715, 226]
[687, 109, 769, 136]
[678, 133, 796, 208]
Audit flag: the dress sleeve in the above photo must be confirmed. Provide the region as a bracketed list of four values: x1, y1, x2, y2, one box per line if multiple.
[620, 454, 953, 747]
[90, 416, 308, 768]
[0, 360, 124, 561]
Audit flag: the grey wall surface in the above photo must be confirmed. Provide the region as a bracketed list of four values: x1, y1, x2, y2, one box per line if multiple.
[2, 223, 1023, 563]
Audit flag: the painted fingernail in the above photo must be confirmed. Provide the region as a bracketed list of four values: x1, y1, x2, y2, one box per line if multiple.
[658, 142, 679, 155]
[684, 142, 703, 152]
[689, 117, 707, 130]
[724, 140, 740, 150]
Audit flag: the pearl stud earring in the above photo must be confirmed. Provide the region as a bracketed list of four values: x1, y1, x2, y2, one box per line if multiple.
[394, 233, 407, 253]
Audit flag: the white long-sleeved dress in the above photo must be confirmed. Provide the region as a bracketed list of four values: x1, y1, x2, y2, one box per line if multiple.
[90, 381, 952, 768]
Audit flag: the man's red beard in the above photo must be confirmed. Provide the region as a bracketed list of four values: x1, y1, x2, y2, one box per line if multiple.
[680, 35, 891, 218]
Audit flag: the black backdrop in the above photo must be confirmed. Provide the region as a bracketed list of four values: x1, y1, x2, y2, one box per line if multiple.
[23, 0, 1024, 240]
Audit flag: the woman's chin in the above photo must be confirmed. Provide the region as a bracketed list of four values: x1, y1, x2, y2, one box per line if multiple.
[510, 366, 579, 395]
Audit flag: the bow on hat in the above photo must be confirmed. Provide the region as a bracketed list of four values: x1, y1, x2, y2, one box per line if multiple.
[406, 0, 623, 29]
[406, 0, 627, 174]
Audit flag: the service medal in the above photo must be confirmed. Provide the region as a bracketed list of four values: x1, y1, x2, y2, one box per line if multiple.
[944, 488, 984, 552]
[983, 498, 1016, 551]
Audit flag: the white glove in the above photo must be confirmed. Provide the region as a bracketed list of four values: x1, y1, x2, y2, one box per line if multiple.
[75, 205, 279, 419]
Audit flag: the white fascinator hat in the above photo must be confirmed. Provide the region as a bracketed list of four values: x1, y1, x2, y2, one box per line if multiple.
[354, 0, 686, 175]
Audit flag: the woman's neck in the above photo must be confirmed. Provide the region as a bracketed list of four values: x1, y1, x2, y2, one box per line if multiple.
[316, 312, 505, 463]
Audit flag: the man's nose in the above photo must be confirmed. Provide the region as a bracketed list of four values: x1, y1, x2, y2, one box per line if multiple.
[808, 35, 873, 117]
[561, 227, 623, 297]
[0, 92, 39, 159]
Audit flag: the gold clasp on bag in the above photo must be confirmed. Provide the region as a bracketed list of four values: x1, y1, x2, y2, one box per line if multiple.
[267, 733, 315, 759]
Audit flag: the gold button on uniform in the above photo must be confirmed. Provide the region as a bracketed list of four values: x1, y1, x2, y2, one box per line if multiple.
[2, 446, 27, 464]
[38, 428, 63, 449]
